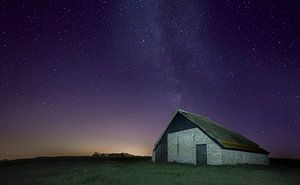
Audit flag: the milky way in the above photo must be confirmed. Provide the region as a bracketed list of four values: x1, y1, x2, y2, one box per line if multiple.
[0, 0, 299, 159]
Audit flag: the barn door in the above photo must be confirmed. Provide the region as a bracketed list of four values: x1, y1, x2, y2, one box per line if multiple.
[196, 144, 207, 165]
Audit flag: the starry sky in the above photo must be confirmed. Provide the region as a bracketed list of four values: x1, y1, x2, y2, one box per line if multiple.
[0, 0, 299, 159]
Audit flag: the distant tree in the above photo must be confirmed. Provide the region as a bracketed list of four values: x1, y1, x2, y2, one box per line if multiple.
[92, 152, 100, 158]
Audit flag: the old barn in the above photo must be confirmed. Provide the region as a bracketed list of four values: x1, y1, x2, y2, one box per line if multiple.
[152, 109, 269, 165]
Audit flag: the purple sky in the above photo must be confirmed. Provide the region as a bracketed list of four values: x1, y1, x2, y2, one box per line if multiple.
[0, 0, 299, 159]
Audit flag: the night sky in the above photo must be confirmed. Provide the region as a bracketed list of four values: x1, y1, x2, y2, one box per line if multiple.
[0, 0, 299, 159]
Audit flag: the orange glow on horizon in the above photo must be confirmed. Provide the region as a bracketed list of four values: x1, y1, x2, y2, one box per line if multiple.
[0, 144, 152, 160]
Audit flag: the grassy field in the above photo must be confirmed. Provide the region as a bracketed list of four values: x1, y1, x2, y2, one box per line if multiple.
[0, 158, 299, 185]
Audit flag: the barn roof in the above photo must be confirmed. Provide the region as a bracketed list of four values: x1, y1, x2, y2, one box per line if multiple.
[155, 109, 269, 154]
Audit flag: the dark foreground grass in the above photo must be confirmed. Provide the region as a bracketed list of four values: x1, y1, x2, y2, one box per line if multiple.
[0, 160, 299, 185]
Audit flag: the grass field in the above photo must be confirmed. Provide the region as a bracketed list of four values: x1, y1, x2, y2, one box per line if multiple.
[1, 158, 299, 185]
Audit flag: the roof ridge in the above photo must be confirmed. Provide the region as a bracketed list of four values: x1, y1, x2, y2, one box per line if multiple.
[178, 109, 248, 137]
[178, 109, 260, 148]
[177, 109, 225, 128]
[177, 109, 209, 119]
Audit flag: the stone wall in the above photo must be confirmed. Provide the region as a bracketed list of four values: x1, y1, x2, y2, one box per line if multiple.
[168, 128, 222, 165]
[221, 149, 269, 165]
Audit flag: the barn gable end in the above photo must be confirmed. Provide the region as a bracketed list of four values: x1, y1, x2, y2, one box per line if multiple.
[153, 112, 197, 162]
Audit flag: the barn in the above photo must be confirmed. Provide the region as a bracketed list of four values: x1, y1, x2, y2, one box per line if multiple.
[152, 109, 269, 165]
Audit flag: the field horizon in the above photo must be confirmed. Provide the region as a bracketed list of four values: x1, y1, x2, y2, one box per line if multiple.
[1, 156, 300, 185]
[1, 154, 299, 164]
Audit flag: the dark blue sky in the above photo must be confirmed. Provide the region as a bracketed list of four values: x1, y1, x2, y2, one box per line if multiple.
[0, 0, 299, 159]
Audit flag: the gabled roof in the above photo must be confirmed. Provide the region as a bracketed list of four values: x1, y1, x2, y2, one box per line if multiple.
[155, 109, 269, 154]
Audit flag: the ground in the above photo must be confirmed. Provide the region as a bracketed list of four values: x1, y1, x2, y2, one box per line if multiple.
[0, 159, 299, 185]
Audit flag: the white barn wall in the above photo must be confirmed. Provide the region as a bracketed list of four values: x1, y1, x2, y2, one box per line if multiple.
[152, 151, 155, 161]
[221, 149, 269, 165]
[168, 128, 222, 165]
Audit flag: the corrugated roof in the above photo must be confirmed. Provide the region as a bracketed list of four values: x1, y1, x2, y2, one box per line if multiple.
[176, 109, 269, 154]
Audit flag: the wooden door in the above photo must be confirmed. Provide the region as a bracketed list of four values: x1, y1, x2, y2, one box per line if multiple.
[196, 144, 207, 165]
